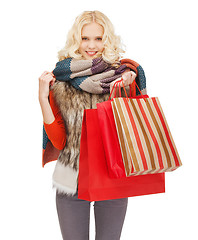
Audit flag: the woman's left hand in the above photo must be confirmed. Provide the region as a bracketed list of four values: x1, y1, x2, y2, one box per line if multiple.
[121, 70, 136, 86]
[110, 70, 136, 92]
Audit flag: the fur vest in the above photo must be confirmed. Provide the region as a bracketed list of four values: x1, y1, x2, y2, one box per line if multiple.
[51, 81, 109, 195]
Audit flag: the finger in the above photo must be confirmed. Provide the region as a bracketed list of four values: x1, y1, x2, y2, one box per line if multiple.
[122, 75, 127, 80]
[40, 71, 51, 79]
[109, 79, 122, 89]
[40, 71, 47, 78]
[48, 71, 55, 78]
[43, 71, 51, 76]
[46, 72, 56, 80]
[131, 71, 137, 79]
[45, 71, 54, 77]
[45, 76, 55, 83]
[50, 77, 56, 86]
[40, 75, 54, 85]
[51, 71, 55, 77]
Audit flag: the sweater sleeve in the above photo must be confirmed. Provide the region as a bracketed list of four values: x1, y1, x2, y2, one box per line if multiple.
[43, 90, 66, 150]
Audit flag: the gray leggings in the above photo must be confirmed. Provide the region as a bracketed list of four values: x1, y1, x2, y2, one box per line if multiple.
[56, 191, 128, 240]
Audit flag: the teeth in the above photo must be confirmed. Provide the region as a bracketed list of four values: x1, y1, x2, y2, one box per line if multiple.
[87, 51, 97, 54]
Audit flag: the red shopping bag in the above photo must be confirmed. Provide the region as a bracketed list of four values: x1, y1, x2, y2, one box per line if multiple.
[97, 100, 126, 178]
[77, 108, 165, 202]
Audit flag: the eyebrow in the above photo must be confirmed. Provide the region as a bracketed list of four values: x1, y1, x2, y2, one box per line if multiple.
[81, 36, 103, 38]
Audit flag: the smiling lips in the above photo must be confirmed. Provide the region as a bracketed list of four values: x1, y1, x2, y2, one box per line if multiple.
[86, 51, 98, 56]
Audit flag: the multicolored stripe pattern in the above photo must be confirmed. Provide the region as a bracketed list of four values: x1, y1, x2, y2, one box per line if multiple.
[52, 57, 127, 94]
[111, 97, 182, 176]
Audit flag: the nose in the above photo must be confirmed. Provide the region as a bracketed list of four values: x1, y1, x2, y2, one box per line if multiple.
[88, 40, 96, 49]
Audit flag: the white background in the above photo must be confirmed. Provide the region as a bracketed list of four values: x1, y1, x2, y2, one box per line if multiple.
[1, 0, 198, 239]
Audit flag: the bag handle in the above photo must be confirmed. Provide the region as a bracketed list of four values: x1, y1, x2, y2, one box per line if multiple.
[109, 78, 129, 100]
[109, 78, 145, 100]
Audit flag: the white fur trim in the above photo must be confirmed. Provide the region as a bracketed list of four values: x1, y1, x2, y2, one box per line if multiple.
[52, 181, 77, 196]
[52, 161, 78, 195]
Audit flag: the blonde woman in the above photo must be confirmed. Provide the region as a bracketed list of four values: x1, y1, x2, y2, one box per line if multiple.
[39, 10, 138, 240]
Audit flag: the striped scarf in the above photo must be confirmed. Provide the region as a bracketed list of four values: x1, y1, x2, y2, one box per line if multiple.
[52, 57, 127, 94]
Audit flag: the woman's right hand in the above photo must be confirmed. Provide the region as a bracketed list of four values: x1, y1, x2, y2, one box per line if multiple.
[38, 71, 56, 124]
[38, 71, 56, 102]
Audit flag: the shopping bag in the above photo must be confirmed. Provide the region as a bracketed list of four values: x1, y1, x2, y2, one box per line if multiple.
[111, 81, 182, 176]
[97, 81, 149, 178]
[97, 99, 126, 178]
[77, 108, 165, 202]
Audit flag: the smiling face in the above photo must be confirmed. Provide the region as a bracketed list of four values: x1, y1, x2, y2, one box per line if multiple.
[79, 22, 104, 60]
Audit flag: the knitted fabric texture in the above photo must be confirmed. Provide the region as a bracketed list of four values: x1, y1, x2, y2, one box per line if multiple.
[52, 56, 127, 94]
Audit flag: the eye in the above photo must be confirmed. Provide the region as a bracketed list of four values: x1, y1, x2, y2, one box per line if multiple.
[96, 37, 102, 41]
[82, 37, 88, 40]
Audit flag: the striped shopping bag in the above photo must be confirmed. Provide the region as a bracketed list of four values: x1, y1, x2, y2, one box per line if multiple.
[111, 84, 182, 176]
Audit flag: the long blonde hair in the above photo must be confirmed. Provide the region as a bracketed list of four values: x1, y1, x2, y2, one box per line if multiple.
[58, 10, 125, 67]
